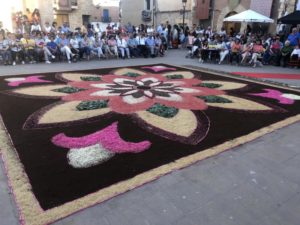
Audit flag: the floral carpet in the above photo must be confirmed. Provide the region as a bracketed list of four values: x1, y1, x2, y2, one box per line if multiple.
[0, 64, 300, 225]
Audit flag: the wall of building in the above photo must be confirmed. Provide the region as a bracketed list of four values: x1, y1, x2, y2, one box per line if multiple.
[120, 0, 149, 26]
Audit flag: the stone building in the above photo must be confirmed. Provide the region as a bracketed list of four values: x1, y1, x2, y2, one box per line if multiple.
[120, 0, 193, 27]
[193, 0, 298, 34]
[1, 0, 119, 32]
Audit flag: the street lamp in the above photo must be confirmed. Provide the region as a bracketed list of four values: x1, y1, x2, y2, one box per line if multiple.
[182, 0, 187, 32]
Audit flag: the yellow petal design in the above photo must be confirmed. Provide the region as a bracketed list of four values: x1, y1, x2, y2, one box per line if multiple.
[162, 71, 195, 79]
[201, 81, 247, 90]
[113, 68, 146, 76]
[136, 109, 198, 137]
[38, 101, 111, 124]
[207, 95, 272, 111]
[57, 73, 102, 82]
[13, 85, 68, 98]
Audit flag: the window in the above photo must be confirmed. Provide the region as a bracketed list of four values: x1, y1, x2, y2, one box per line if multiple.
[145, 0, 151, 10]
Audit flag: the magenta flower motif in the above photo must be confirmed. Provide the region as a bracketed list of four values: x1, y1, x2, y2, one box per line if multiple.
[63, 74, 224, 114]
[249, 89, 299, 105]
[52, 122, 151, 168]
[5, 75, 52, 87]
[142, 65, 177, 72]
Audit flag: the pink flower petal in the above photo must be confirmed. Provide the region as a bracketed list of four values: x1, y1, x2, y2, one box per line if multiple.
[52, 122, 151, 153]
[109, 96, 154, 114]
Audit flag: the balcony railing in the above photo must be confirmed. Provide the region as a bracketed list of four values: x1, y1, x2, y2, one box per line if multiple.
[101, 17, 112, 23]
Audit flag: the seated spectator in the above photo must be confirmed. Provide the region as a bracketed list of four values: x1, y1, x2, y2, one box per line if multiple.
[240, 42, 253, 64]
[81, 34, 92, 60]
[70, 32, 83, 60]
[136, 33, 148, 57]
[191, 34, 202, 58]
[91, 33, 105, 59]
[43, 21, 54, 34]
[155, 34, 164, 57]
[146, 33, 156, 58]
[249, 40, 264, 67]
[277, 40, 294, 67]
[35, 32, 55, 64]
[21, 33, 36, 63]
[57, 33, 74, 63]
[46, 35, 60, 58]
[230, 39, 242, 65]
[263, 37, 282, 65]
[219, 37, 230, 65]
[0, 33, 11, 65]
[107, 35, 118, 58]
[117, 34, 130, 59]
[290, 45, 300, 68]
[10, 33, 25, 65]
[127, 34, 139, 58]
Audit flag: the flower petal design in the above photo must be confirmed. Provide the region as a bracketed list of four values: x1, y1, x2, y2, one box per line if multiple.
[52, 122, 151, 153]
[109, 96, 154, 114]
[142, 65, 177, 72]
[281, 94, 300, 100]
[201, 81, 247, 90]
[11, 85, 69, 98]
[67, 145, 115, 168]
[112, 68, 146, 76]
[56, 73, 102, 82]
[133, 110, 209, 145]
[207, 95, 273, 111]
[24, 101, 111, 129]
[249, 89, 297, 105]
[5, 75, 52, 87]
[162, 71, 195, 79]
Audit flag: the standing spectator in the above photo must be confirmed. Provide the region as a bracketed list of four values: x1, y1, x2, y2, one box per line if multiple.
[31, 20, 41, 33]
[62, 22, 71, 34]
[32, 9, 41, 24]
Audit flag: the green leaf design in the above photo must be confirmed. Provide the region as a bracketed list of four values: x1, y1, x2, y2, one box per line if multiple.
[166, 74, 184, 79]
[147, 103, 179, 118]
[80, 76, 102, 81]
[198, 95, 232, 103]
[76, 100, 109, 111]
[52, 87, 86, 93]
[124, 72, 141, 78]
[198, 83, 223, 89]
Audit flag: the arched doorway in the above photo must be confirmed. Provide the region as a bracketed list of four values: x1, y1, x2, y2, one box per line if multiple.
[223, 11, 241, 36]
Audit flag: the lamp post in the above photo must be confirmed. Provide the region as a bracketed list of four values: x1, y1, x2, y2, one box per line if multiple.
[182, 0, 187, 32]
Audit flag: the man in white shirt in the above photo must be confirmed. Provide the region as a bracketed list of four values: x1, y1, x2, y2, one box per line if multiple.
[117, 34, 130, 59]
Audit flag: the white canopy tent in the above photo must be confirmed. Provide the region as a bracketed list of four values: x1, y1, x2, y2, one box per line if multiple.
[223, 9, 274, 23]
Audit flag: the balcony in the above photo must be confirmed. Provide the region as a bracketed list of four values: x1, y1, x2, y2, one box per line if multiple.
[53, 0, 78, 11]
[101, 17, 112, 23]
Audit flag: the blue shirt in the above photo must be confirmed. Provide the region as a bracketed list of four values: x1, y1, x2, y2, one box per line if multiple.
[47, 41, 58, 50]
[287, 32, 300, 46]
[146, 37, 155, 46]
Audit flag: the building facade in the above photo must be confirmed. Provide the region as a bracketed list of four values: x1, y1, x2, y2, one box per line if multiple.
[120, 0, 193, 28]
[1, 0, 119, 32]
[193, 0, 298, 34]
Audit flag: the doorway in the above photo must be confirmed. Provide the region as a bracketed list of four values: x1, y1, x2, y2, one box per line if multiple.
[55, 14, 69, 27]
[82, 15, 91, 26]
[223, 11, 241, 35]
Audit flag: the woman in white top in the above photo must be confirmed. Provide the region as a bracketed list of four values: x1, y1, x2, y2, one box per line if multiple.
[117, 34, 130, 59]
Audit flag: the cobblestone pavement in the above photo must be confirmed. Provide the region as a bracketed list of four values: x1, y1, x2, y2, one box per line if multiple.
[0, 49, 299, 225]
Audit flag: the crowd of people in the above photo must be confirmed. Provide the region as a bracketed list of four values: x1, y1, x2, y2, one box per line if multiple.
[186, 24, 300, 68]
[0, 14, 299, 68]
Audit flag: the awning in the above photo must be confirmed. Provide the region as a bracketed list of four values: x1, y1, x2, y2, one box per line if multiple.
[277, 11, 300, 24]
[223, 9, 274, 23]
